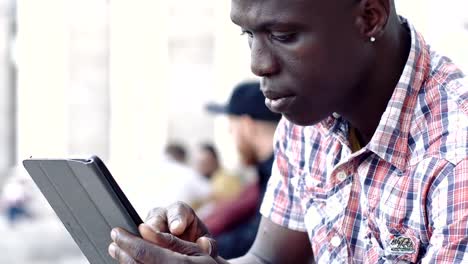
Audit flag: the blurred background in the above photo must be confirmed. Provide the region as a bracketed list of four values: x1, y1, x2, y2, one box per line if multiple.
[0, 0, 466, 263]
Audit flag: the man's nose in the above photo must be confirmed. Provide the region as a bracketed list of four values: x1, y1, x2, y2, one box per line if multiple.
[250, 39, 279, 77]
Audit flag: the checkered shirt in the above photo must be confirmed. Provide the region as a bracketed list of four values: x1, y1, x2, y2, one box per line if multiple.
[260, 19, 468, 263]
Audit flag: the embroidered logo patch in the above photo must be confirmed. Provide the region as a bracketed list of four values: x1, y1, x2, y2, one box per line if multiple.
[389, 235, 415, 254]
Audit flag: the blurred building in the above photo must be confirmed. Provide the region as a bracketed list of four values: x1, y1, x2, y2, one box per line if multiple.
[0, 0, 466, 194]
[0, 0, 16, 186]
[0, 0, 466, 201]
[397, 0, 468, 70]
[2, 0, 254, 185]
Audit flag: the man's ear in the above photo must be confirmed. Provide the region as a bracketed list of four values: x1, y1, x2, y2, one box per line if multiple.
[353, 0, 391, 40]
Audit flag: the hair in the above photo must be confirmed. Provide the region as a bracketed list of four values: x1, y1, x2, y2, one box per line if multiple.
[165, 142, 187, 163]
[200, 143, 219, 162]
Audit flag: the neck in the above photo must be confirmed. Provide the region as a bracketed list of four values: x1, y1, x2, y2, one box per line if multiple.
[341, 17, 411, 145]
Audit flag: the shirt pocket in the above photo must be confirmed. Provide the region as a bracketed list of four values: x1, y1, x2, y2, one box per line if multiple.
[374, 172, 421, 225]
[300, 167, 352, 235]
[369, 174, 425, 263]
[371, 200, 423, 262]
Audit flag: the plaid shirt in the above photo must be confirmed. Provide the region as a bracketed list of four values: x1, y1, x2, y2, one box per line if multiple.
[260, 18, 468, 263]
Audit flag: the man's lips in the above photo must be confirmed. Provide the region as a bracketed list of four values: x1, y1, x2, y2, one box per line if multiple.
[262, 90, 296, 113]
[261, 90, 294, 101]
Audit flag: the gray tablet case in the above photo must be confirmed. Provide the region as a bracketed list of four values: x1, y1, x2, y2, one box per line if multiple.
[23, 156, 143, 264]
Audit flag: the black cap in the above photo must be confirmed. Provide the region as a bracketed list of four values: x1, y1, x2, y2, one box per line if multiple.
[206, 81, 281, 122]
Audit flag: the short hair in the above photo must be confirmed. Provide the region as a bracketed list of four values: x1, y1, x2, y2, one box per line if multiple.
[200, 143, 219, 162]
[165, 142, 187, 163]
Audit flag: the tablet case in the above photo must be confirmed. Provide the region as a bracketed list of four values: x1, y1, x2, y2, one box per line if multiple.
[23, 156, 143, 264]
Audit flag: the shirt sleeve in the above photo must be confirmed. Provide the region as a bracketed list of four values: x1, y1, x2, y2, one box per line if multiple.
[422, 158, 468, 263]
[260, 117, 306, 232]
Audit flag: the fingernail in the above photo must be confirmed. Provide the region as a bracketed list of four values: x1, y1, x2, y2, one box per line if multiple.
[170, 219, 181, 231]
[111, 229, 117, 241]
[196, 237, 209, 255]
[108, 243, 117, 258]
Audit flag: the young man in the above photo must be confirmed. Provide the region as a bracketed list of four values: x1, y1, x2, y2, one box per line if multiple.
[195, 143, 242, 202]
[202, 81, 281, 259]
[109, 0, 468, 263]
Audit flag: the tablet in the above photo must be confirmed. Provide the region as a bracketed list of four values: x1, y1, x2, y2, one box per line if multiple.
[23, 155, 143, 264]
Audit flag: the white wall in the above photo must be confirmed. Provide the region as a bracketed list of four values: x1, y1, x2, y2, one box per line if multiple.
[396, 0, 468, 68]
[109, 0, 169, 166]
[0, 0, 15, 183]
[9, 0, 468, 179]
[16, 0, 69, 160]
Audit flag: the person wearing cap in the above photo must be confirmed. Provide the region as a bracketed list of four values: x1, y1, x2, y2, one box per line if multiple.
[202, 81, 281, 259]
[206, 81, 281, 175]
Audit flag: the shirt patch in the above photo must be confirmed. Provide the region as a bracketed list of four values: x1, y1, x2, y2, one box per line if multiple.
[388, 235, 415, 254]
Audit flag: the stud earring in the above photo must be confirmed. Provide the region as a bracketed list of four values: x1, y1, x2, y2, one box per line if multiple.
[370, 37, 376, 43]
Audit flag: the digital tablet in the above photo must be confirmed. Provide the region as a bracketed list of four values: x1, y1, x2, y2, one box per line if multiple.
[23, 155, 143, 264]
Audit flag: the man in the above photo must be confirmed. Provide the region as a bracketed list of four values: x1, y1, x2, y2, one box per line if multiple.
[108, 0, 468, 263]
[194, 143, 242, 202]
[156, 142, 212, 211]
[201, 81, 281, 258]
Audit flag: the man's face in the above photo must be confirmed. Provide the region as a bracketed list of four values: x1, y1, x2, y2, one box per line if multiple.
[195, 149, 218, 179]
[231, 0, 373, 125]
[229, 116, 257, 166]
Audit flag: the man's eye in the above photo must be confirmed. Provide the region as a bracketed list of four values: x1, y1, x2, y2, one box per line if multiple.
[240, 30, 253, 38]
[270, 33, 297, 43]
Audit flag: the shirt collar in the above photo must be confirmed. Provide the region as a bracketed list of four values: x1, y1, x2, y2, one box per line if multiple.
[318, 17, 431, 172]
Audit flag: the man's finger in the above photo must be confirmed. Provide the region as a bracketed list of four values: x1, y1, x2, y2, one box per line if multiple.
[196, 236, 218, 258]
[145, 207, 170, 233]
[139, 224, 205, 256]
[108, 242, 140, 264]
[112, 227, 181, 263]
[166, 201, 195, 235]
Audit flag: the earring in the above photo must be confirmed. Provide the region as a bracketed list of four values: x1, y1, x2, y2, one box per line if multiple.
[370, 37, 376, 43]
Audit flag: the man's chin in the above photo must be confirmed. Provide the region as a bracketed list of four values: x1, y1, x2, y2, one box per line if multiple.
[240, 156, 257, 167]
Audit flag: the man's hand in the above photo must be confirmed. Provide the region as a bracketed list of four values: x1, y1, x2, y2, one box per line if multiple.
[108, 201, 219, 263]
[144, 201, 215, 249]
[108, 227, 219, 263]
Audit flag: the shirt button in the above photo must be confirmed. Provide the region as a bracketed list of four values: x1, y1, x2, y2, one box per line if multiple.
[337, 171, 347, 181]
[331, 236, 341, 247]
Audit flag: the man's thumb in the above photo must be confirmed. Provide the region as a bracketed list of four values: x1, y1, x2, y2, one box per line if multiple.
[196, 236, 218, 258]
